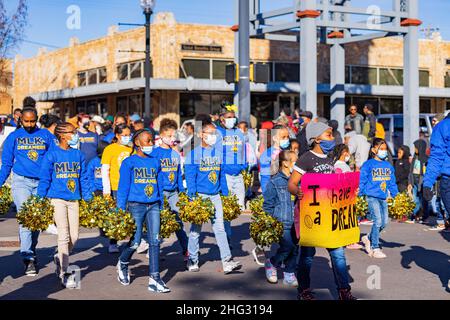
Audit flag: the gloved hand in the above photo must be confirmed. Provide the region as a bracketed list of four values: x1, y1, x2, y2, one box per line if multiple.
[423, 187, 434, 202]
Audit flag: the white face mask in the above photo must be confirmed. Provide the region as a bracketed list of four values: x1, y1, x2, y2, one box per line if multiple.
[344, 155, 351, 163]
[224, 118, 237, 129]
[204, 134, 217, 146]
[162, 136, 176, 146]
[95, 125, 102, 135]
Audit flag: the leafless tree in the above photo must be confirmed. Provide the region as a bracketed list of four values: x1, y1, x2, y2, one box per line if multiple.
[0, 0, 28, 92]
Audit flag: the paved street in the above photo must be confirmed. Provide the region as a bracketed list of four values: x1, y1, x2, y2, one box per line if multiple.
[0, 210, 449, 300]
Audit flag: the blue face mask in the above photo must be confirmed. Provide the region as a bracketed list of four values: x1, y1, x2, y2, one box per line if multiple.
[319, 140, 336, 154]
[142, 146, 153, 156]
[68, 133, 79, 148]
[280, 139, 290, 150]
[377, 150, 388, 160]
[120, 136, 131, 146]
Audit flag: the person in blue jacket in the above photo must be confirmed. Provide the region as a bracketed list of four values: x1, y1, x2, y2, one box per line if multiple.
[151, 118, 189, 260]
[102, 114, 127, 144]
[77, 114, 99, 163]
[37, 122, 92, 288]
[184, 116, 241, 274]
[359, 138, 399, 259]
[216, 106, 248, 248]
[423, 113, 450, 232]
[115, 129, 169, 293]
[0, 107, 55, 276]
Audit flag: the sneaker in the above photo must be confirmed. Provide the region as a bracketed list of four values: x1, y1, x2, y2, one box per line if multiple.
[346, 243, 363, 250]
[283, 272, 298, 287]
[54, 254, 61, 277]
[108, 244, 119, 253]
[359, 219, 373, 226]
[148, 276, 170, 293]
[404, 220, 415, 224]
[24, 260, 37, 277]
[252, 246, 266, 266]
[223, 259, 242, 274]
[428, 224, 445, 231]
[116, 261, 130, 286]
[298, 289, 316, 300]
[264, 260, 277, 283]
[338, 288, 357, 300]
[361, 235, 372, 255]
[61, 272, 77, 289]
[370, 248, 387, 259]
[136, 239, 149, 254]
[186, 259, 199, 272]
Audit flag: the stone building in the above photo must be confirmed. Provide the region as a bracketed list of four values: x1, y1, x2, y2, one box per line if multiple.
[11, 12, 450, 128]
[0, 59, 13, 114]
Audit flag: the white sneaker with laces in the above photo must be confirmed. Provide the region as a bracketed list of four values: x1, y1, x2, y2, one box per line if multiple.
[148, 277, 170, 293]
[223, 259, 241, 274]
[370, 248, 387, 259]
[361, 235, 372, 255]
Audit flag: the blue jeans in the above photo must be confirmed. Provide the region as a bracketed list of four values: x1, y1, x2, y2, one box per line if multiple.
[297, 246, 350, 292]
[367, 196, 389, 250]
[270, 226, 298, 273]
[224, 173, 246, 245]
[431, 195, 448, 225]
[163, 190, 188, 253]
[412, 185, 430, 220]
[119, 201, 161, 278]
[440, 177, 450, 225]
[12, 174, 40, 262]
[188, 193, 232, 264]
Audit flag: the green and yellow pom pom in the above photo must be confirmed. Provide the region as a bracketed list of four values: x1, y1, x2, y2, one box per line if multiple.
[249, 212, 284, 247]
[388, 192, 416, 220]
[160, 197, 181, 239]
[221, 194, 241, 221]
[102, 209, 136, 241]
[177, 192, 215, 225]
[0, 186, 13, 215]
[16, 195, 54, 232]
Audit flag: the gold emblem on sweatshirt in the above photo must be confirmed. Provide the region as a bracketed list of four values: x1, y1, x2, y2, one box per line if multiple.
[67, 179, 76, 193]
[208, 171, 217, 184]
[145, 184, 154, 198]
[27, 150, 38, 161]
[169, 172, 175, 183]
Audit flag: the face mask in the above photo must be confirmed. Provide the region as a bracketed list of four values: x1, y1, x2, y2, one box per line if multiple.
[23, 126, 36, 134]
[319, 140, 336, 154]
[120, 136, 131, 146]
[377, 150, 388, 160]
[280, 139, 290, 150]
[344, 155, 351, 163]
[224, 118, 237, 129]
[162, 136, 176, 146]
[68, 133, 79, 148]
[204, 134, 217, 146]
[142, 146, 153, 155]
[82, 122, 90, 130]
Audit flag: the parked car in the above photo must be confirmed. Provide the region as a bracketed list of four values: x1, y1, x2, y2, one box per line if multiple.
[376, 113, 435, 156]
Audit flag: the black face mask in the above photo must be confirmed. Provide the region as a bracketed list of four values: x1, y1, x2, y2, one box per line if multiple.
[83, 123, 90, 130]
[23, 126, 36, 134]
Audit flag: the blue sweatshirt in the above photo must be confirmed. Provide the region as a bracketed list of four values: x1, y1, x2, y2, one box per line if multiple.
[0, 127, 55, 186]
[78, 131, 99, 164]
[151, 146, 185, 192]
[37, 146, 91, 201]
[216, 126, 247, 175]
[423, 117, 450, 188]
[116, 154, 163, 210]
[87, 156, 103, 192]
[359, 158, 399, 200]
[102, 131, 115, 144]
[185, 145, 229, 197]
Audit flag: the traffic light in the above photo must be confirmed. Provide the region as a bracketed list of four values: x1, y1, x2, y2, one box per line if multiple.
[225, 62, 270, 84]
[225, 63, 237, 84]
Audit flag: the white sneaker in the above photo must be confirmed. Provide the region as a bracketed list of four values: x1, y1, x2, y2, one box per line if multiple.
[187, 259, 199, 272]
[223, 259, 242, 274]
[61, 272, 77, 289]
[136, 239, 149, 254]
[252, 246, 266, 266]
[428, 225, 445, 231]
[361, 235, 372, 255]
[108, 244, 119, 253]
[45, 224, 58, 235]
[370, 248, 387, 259]
[148, 277, 170, 293]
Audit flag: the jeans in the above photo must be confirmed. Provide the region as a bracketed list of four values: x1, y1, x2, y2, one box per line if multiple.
[440, 178, 450, 225]
[431, 195, 448, 225]
[297, 246, 350, 292]
[367, 196, 389, 250]
[188, 193, 231, 264]
[12, 174, 40, 262]
[163, 190, 188, 253]
[224, 174, 246, 245]
[412, 185, 430, 220]
[270, 226, 298, 273]
[119, 201, 161, 278]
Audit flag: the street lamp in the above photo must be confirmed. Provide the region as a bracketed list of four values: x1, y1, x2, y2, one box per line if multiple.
[140, 0, 155, 118]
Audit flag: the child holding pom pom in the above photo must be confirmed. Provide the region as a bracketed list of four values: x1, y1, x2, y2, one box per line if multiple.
[263, 150, 298, 287]
[359, 138, 398, 259]
[115, 129, 169, 293]
[37, 122, 92, 288]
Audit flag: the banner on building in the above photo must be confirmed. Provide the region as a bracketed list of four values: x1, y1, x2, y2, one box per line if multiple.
[298, 172, 360, 248]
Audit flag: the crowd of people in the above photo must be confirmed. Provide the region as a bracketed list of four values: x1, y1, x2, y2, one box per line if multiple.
[1, 96, 449, 299]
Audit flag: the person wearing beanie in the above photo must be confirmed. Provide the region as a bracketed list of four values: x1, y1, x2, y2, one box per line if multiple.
[287, 121, 357, 300]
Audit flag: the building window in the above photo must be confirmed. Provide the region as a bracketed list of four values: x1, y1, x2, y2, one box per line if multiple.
[351, 66, 378, 85]
[212, 60, 233, 80]
[420, 99, 431, 113]
[419, 70, 430, 87]
[180, 59, 210, 79]
[116, 94, 144, 115]
[117, 60, 151, 81]
[274, 63, 299, 82]
[380, 98, 403, 114]
[75, 98, 107, 115]
[379, 68, 403, 86]
[445, 71, 450, 88]
[77, 67, 107, 86]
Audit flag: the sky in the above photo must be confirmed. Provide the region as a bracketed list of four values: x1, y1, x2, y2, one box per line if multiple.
[5, 0, 450, 59]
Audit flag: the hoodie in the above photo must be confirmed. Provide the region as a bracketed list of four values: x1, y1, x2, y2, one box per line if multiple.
[409, 139, 428, 190]
[394, 145, 411, 193]
[359, 158, 399, 200]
